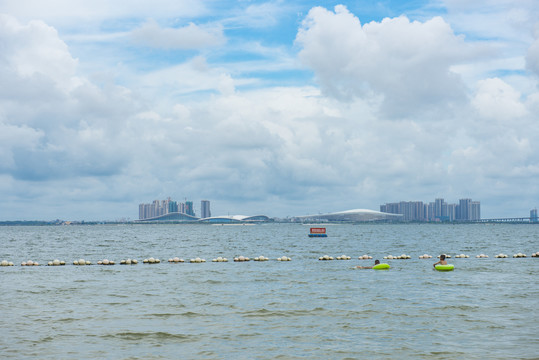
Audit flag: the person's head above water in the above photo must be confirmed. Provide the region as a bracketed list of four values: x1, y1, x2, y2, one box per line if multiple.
[440, 254, 446, 260]
[374, 259, 380, 265]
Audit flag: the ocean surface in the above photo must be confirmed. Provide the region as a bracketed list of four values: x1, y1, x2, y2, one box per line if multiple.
[0, 223, 538, 359]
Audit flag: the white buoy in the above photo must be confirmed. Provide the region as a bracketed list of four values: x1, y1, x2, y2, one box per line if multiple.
[1, 260, 8, 266]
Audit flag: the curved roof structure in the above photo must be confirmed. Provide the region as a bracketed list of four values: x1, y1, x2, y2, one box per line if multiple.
[137, 212, 199, 222]
[296, 209, 402, 222]
[198, 215, 271, 223]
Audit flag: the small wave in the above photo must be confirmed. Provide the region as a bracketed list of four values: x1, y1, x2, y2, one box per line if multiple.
[108, 331, 194, 342]
[241, 307, 324, 318]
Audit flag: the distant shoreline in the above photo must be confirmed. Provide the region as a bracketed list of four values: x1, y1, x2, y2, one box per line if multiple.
[1, 220, 537, 226]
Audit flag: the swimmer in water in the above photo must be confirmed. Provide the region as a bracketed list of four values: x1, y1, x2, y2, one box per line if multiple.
[356, 259, 380, 269]
[433, 254, 447, 268]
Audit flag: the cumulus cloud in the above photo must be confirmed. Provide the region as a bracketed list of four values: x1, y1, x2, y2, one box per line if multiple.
[0, 15, 134, 185]
[472, 78, 527, 120]
[131, 19, 225, 49]
[0, 14, 78, 89]
[295, 5, 470, 117]
[1, 4, 538, 220]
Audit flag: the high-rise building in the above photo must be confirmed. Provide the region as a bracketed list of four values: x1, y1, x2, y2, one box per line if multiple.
[380, 201, 424, 221]
[427, 202, 435, 221]
[138, 198, 185, 220]
[457, 198, 472, 221]
[471, 201, 481, 220]
[446, 204, 456, 222]
[531, 208, 538, 222]
[201, 200, 211, 219]
[185, 201, 195, 216]
[435, 198, 444, 219]
[381, 198, 480, 222]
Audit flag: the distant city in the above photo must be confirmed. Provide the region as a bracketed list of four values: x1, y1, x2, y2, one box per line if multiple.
[0, 197, 536, 225]
[137, 198, 270, 223]
[380, 198, 481, 222]
[138, 198, 211, 221]
[136, 197, 539, 224]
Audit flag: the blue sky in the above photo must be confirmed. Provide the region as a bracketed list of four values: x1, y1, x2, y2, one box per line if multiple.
[0, 0, 538, 220]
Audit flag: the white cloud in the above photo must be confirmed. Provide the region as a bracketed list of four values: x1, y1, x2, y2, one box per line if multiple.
[225, 1, 287, 29]
[131, 19, 225, 49]
[134, 56, 237, 98]
[0, 4, 538, 220]
[0, 0, 207, 25]
[0, 14, 79, 90]
[443, 0, 539, 43]
[295, 6, 470, 117]
[472, 78, 527, 120]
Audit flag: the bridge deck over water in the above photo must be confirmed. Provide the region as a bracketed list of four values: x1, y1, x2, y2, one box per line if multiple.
[473, 217, 538, 223]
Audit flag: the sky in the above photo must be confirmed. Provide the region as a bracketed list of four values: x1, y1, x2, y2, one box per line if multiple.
[0, 0, 538, 221]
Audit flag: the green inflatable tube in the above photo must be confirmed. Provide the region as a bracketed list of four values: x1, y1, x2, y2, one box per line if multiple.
[373, 263, 390, 270]
[435, 264, 454, 271]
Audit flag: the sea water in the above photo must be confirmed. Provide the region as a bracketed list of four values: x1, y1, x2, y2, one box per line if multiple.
[0, 223, 538, 359]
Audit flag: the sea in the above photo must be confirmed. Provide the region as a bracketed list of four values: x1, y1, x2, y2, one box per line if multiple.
[0, 223, 538, 359]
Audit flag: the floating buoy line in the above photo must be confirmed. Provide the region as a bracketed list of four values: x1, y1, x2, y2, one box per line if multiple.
[2, 251, 537, 267]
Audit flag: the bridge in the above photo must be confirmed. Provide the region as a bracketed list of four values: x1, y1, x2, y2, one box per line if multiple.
[473, 217, 538, 223]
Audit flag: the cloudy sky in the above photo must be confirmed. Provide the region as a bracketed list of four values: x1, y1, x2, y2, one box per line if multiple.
[1, 0, 538, 221]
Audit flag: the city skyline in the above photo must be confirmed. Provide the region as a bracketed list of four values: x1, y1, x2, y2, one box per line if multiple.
[381, 198, 481, 222]
[0, 1, 538, 221]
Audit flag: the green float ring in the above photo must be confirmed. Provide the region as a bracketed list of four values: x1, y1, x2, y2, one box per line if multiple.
[435, 264, 454, 271]
[373, 263, 390, 270]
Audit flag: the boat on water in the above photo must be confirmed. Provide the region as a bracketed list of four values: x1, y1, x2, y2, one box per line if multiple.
[308, 227, 327, 237]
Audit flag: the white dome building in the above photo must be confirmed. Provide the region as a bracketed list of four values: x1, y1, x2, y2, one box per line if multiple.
[295, 209, 402, 222]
